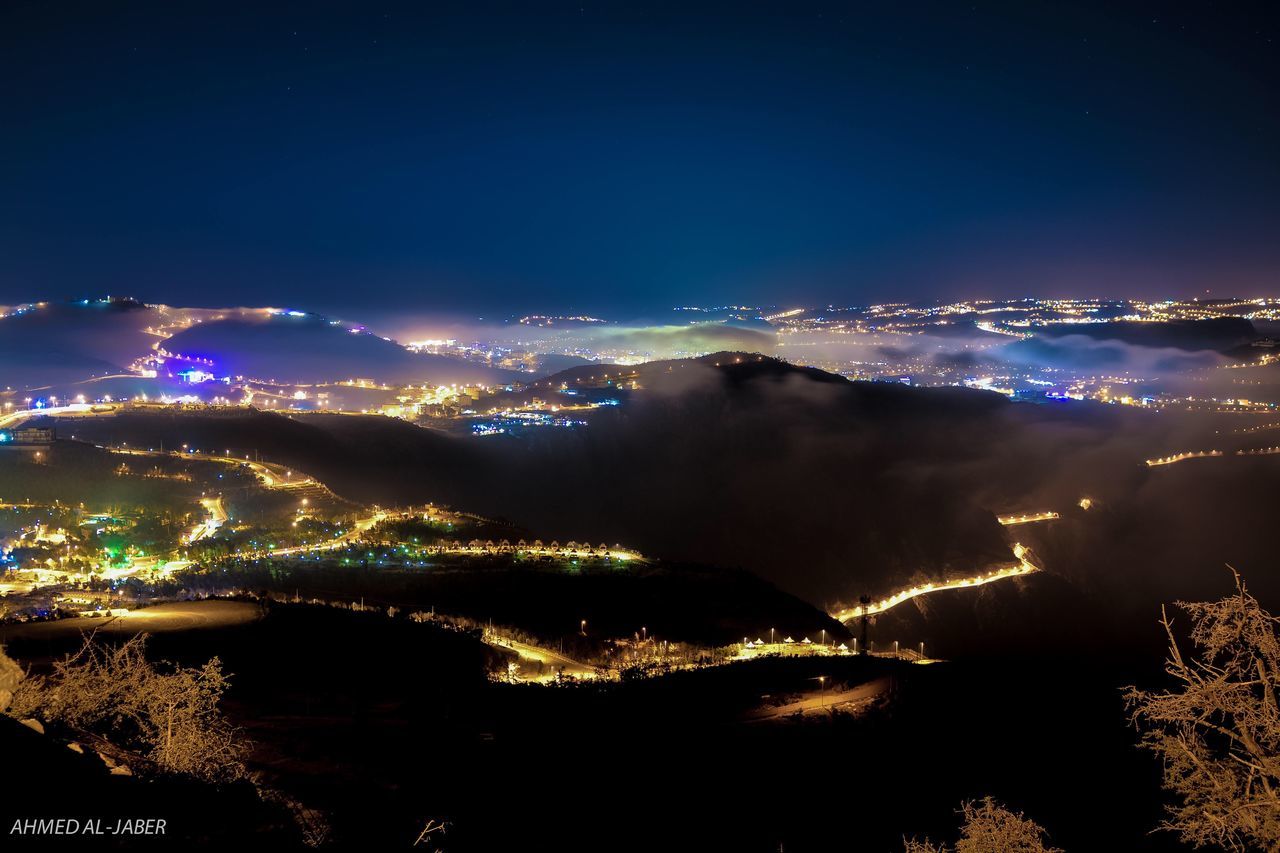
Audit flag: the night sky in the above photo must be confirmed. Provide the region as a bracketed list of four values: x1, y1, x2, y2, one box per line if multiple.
[3, 1, 1277, 316]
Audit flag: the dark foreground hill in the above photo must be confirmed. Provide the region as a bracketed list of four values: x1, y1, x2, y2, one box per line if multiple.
[4, 604, 1180, 852]
[174, 557, 850, 647]
[47, 407, 486, 497]
[0, 715, 304, 849]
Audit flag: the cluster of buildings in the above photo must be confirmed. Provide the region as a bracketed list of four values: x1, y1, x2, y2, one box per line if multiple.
[0, 427, 54, 447]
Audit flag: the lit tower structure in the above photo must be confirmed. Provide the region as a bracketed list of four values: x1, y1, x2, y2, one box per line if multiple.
[859, 594, 871, 655]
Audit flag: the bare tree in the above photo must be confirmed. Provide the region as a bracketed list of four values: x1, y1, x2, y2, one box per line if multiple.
[0, 644, 23, 713]
[904, 798, 1061, 853]
[1125, 568, 1280, 851]
[902, 841, 947, 853]
[8, 633, 247, 782]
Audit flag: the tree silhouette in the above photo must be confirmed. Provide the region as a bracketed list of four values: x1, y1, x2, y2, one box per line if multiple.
[0, 645, 22, 712]
[8, 634, 247, 782]
[904, 798, 1061, 853]
[1126, 568, 1280, 851]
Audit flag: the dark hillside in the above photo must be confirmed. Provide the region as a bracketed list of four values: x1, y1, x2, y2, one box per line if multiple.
[164, 316, 520, 385]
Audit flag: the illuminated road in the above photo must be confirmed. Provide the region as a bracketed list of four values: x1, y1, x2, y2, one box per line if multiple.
[432, 541, 643, 562]
[243, 511, 386, 558]
[1146, 447, 1280, 467]
[185, 496, 227, 543]
[830, 543, 1040, 623]
[0, 403, 106, 429]
[4, 405, 319, 489]
[110, 446, 315, 489]
[745, 677, 888, 721]
[3, 405, 320, 493]
[2, 405, 321, 498]
[997, 511, 1058, 526]
[241, 511, 643, 563]
[1235, 446, 1280, 457]
[1146, 450, 1224, 466]
[1234, 421, 1280, 435]
[0, 600, 261, 643]
[484, 632, 596, 679]
[227, 456, 313, 488]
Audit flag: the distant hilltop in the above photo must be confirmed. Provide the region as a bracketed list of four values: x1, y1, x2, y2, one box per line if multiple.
[0, 297, 522, 393]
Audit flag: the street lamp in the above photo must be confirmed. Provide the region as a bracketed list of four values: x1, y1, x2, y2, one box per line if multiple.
[818, 675, 826, 710]
[580, 619, 587, 635]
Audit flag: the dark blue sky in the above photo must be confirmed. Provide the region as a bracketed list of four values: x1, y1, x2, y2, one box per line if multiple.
[2, 1, 1277, 316]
